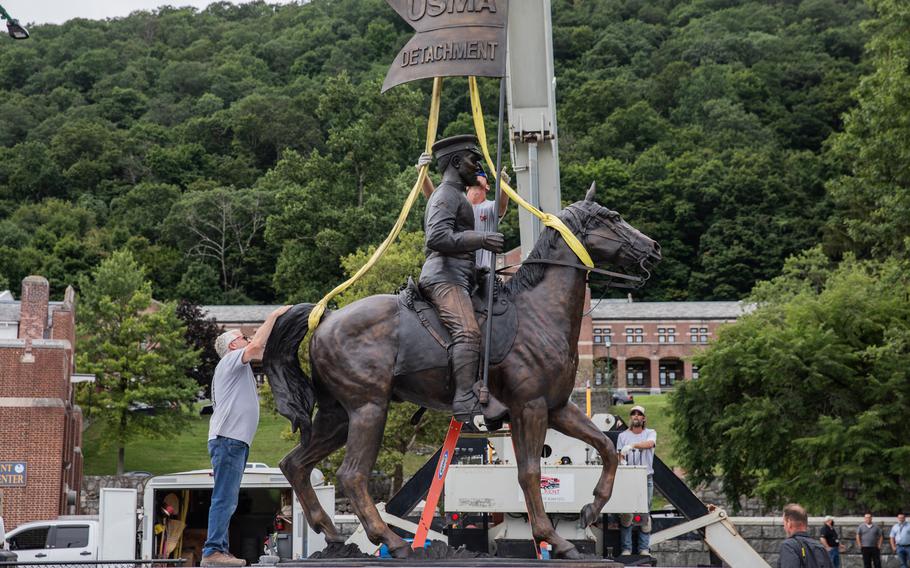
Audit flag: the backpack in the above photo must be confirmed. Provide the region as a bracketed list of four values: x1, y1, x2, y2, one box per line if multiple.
[784, 535, 833, 568]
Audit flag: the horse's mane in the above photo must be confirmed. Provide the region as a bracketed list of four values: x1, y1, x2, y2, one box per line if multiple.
[503, 203, 589, 298]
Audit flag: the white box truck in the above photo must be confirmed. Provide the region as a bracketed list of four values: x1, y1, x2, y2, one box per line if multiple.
[3, 488, 137, 562]
[140, 468, 333, 564]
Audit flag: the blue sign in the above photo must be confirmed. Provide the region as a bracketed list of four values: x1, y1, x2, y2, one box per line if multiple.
[0, 462, 26, 487]
[437, 451, 449, 479]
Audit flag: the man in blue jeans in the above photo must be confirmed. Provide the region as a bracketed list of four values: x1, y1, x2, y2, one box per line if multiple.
[820, 515, 845, 568]
[618, 405, 657, 556]
[201, 305, 291, 567]
[890, 513, 910, 568]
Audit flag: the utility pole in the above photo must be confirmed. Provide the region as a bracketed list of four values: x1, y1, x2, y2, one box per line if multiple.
[506, 0, 560, 256]
[0, 4, 29, 40]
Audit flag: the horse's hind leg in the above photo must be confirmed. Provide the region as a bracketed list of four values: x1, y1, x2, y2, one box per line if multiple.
[548, 402, 619, 527]
[511, 397, 581, 559]
[279, 399, 349, 545]
[337, 401, 411, 558]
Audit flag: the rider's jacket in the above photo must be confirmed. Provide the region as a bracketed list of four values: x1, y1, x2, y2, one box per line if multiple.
[419, 180, 484, 290]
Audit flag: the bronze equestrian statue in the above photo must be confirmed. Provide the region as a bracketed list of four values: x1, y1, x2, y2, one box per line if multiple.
[263, 171, 661, 559]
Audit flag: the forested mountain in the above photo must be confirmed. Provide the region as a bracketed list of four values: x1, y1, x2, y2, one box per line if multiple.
[0, 0, 872, 303]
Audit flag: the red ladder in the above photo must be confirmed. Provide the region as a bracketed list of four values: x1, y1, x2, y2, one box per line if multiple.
[411, 417, 462, 549]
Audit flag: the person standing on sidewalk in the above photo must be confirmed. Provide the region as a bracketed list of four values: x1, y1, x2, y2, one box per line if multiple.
[820, 515, 845, 568]
[201, 305, 292, 567]
[890, 512, 910, 568]
[856, 513, 883, 568]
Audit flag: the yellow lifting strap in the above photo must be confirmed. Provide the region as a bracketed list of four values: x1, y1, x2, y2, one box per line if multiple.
[307, 77, 444, 333]
[467, 76, 594, 269]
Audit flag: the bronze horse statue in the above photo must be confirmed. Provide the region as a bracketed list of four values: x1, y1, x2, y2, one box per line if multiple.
[263, 185, 661, 559]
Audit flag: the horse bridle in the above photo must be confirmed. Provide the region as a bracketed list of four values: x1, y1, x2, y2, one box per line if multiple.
[494, 205, 651, 289]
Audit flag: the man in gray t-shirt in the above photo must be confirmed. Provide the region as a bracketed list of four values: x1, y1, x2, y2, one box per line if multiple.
[202, 305, 291, 567]
[856, 513, 883, 568]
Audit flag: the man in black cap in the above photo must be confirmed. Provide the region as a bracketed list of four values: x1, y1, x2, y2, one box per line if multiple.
[420, 134, 504, 423]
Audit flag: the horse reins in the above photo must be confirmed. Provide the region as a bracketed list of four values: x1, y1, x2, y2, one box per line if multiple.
[495, 258, 646, 289]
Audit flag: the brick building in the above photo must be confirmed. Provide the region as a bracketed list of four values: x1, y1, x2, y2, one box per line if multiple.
[0, 276, 83, 529]
[588, 299, 752, 392]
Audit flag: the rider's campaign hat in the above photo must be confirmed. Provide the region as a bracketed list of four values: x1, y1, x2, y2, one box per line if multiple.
[432, 134, 482, 160]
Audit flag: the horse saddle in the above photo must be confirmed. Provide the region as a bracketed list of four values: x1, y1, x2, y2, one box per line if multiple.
[394, 276, 517, 376]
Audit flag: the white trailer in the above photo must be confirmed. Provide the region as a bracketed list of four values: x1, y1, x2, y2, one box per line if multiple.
[140, 468, 333, 564]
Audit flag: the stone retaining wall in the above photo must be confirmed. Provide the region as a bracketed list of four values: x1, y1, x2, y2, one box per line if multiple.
[651, 517, 903, 567]
[80, 474, 150, 514]
[694, 479, 778, 517]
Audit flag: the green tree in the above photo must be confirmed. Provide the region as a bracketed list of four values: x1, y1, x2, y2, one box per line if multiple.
[826, 0, 910, 259]
[671, 249, 910, 512]
[76, 250, 200, 474]
[164, 186, 276, 299]
[175, 300, 221, 398]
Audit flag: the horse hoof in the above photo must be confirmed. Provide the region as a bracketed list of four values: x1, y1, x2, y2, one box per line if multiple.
[580, 503, 599, 527]
[387, 543, 412, 559]
[325, 533, 346, 544]
[554, 546, 582, 560]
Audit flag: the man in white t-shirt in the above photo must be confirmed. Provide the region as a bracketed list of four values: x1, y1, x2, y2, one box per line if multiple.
[617, 405, 657, 556]
[418, 154, 510, 270]
[201, 305, 291, 567]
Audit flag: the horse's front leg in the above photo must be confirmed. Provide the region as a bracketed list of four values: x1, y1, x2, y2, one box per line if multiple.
[279, 400, 349, 544]
[548, 402, 619, 527]
[338, 401, 411, 558]
[511, 397, 581, 559]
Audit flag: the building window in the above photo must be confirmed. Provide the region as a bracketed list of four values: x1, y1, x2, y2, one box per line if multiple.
[626, 361, 647, 387]
[658, 327, 676, 344]
[690, 327, 710, 343]
[659, 362, 682, 387]
[593, 327, 612, 345]
[626, 328, 644, 343]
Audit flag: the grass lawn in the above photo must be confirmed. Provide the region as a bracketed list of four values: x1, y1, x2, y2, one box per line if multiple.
[84, 395, 680, 476]
[82, 409, 299, 475]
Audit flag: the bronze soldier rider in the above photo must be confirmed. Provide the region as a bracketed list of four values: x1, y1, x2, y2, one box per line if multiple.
[420, 134, 506, 423]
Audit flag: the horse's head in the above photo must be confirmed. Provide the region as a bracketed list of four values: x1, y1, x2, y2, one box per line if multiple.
[563, 183, 662, 283]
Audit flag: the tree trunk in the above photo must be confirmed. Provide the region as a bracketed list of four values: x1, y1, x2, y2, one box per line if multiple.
[118, 409, 128, 475]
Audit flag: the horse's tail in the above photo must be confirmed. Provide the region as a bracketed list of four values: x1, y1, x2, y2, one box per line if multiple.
[263, 303, 321, 446]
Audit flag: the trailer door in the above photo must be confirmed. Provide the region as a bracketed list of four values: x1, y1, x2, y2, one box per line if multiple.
[293, 491, 303, 559]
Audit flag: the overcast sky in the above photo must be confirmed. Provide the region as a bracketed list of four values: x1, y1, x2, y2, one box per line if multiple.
[2, 1, 285, 25]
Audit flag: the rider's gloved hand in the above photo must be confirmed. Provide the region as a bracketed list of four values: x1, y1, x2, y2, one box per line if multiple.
[499, 168, 511, 185]
[480, 232, 504, 253]
[415, 152, 432, 170]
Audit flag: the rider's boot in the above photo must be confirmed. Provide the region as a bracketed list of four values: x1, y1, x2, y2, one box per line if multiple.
[451, 344, 482, 423]
[473, 383, 508, 423]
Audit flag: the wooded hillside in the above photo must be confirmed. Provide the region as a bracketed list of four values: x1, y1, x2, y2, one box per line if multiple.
[0, 0, 872, 303]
